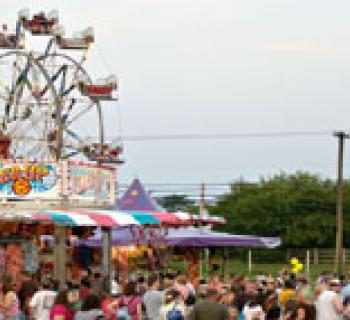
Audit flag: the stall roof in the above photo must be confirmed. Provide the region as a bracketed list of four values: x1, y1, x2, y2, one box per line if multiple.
[77, 227, 281, 248]
[0, 209, 225, 227]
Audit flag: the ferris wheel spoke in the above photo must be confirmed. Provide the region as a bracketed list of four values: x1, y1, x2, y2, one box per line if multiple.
[9, 110, 45, 138]
[5, 61, 32, 122]
[65, 102, 93, 127]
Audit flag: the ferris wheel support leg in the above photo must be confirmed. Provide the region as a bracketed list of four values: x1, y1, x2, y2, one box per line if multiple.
[54, 225, 67, 290]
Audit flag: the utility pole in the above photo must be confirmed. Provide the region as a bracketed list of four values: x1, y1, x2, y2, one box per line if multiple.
[334, 131, 349, 275]
[199, 182, 205, 217]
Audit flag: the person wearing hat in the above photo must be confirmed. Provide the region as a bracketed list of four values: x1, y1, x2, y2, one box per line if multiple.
[315, 278, 343, 320]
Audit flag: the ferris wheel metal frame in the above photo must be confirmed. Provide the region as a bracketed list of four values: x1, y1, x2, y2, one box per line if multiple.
[0, 9, 121, 164]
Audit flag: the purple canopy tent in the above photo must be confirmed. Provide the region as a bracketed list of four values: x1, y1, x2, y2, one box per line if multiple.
[165, 228, 280, 248]
[117, 178, 165, 211]
[105, 179, 280, 248]
[77, 227, 281, 248]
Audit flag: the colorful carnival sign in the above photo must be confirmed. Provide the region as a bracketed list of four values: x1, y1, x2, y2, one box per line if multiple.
[0, 162, 60, 199]
[69, 162, 115, 203]
[0, 160, 116, 205]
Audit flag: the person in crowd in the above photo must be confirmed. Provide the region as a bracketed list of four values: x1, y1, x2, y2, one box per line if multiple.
[263, 278, 280, 320]
[50, 290, 75, 320]
[278, 280, 296, 308]
[79, 276, 91, 301]
[197, 280, 207, 299]
[174, 275, 189, 303]
[136, 276, 147, 296]
[242, 296, 265, 320]
[159, 289, 185, 320]
[18, 272, 37, 319]
[143, 274, 164, 320]
[207, 275, 224, 295]
[92, 273, 103, 292]
[0, 275, 21, 320]
[220, 288, 239, 320]
[235, 280, 258, 313]
[343, 293, 350, 320]
[189, 288, 230, 320]
[74, 293, 104, 320]
[29, 277, 57, 320]
[315, 278, 343, 320]
[102, 289, 119, 320]
[290, 302, 316, 320]
[185, 275, 196, 307]
[117, 281, 142, 320]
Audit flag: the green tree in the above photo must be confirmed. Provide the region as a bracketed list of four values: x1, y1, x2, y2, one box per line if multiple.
[211, 172, 345, 248]
[157, 194, 194, 212]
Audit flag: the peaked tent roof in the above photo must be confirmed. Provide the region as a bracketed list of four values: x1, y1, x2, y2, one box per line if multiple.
[117, 178, 165, 211]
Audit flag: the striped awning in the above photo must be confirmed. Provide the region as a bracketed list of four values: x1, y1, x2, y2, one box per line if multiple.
[0, 209, 225, 227]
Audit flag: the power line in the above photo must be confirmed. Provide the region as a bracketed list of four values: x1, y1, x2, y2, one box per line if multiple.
[87, 129, 338, 143]
[115, 130, 334, 142]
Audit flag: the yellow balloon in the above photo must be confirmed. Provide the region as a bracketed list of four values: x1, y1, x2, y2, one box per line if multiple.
[290, 258, 299, 265]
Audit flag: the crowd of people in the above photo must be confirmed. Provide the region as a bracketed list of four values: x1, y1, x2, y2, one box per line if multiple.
[2, 268, 350, 319]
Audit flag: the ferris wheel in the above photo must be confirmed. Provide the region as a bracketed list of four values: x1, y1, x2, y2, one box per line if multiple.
[0, 9, 123, 163]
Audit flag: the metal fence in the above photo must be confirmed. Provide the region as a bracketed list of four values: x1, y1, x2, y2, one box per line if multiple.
[226, 248, 350, 265]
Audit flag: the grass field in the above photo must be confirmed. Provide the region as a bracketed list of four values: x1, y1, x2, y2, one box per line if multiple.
[169, 259, 339, 281]
[225, 260, 336, 280]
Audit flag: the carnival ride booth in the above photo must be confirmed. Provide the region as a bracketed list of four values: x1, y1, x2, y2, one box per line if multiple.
[18, 9, 58, 35]
[0, 217, 236, 288]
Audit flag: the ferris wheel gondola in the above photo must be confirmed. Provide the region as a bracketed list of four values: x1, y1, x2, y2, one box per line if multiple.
[0, 24, 24, 50]
[19, 9, 58, 36]
[54, 25, 94, 50]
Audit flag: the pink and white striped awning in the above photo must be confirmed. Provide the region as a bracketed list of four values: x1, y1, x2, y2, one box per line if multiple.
[0, 209, 225, 227]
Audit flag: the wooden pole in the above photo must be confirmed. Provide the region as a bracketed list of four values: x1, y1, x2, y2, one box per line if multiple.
[54, 226, 66, 289]
[199, 183, 205, 216]
[199, 183, 210, 276]
[199, 249, 203, 279]
[102, 227, 112, 291]
[334, 131, 349, 275]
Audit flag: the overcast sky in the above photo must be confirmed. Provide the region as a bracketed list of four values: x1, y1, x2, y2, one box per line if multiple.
[3, 0, 350, 184]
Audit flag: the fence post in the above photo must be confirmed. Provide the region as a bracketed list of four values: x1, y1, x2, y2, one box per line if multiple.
[248, 250, 252, 275]
[286, 249, 291, 263]
[313, 248, 319, 265]
[306, 250, 310, 277]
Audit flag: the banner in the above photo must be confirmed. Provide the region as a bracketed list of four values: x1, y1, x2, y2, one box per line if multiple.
[69, 162, 115, 202]
[0, 162, 60, 199]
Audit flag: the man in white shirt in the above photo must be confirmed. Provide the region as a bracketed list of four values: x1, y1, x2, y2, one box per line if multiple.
[143, 274, 165, 320]
[29, 278, 57, 320]
[316, 278, 344, 320]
